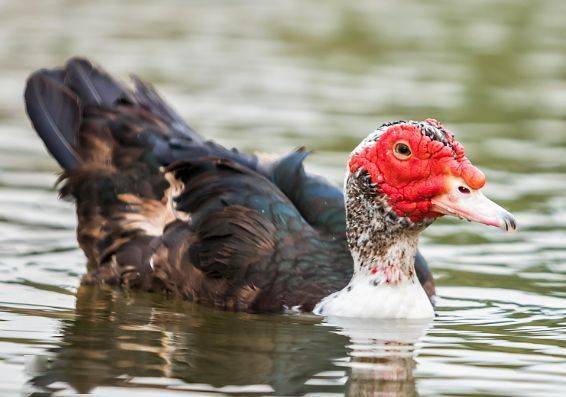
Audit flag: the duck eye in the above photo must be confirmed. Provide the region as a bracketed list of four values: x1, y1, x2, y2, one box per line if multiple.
[394, 142, 412, 160]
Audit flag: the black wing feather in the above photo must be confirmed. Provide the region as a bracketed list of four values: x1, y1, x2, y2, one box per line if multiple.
[269, 148, 346, 237]
[131, 75, 203, 142]
[65, 57, 131, 107]
[24, 72, 82, 170]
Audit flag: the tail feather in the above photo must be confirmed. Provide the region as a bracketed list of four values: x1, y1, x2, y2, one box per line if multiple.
[65, 57, 131, 107]
[25, 57, 208, 174]
[131, 75, 202, 142]
[40, 67, 66, 85]
[24, 71, 82, 170]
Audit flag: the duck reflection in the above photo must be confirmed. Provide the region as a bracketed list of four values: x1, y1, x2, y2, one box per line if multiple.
[325, 317, 432, 396]
[25, 286, 431, 396]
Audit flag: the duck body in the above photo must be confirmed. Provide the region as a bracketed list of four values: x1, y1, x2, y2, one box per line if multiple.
[25, 58, 442, 316]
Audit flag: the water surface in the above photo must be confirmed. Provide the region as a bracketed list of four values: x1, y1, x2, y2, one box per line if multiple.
[0, 1, 565, 396]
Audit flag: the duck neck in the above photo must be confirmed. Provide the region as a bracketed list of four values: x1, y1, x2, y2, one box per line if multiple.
[312, 172, 433, 318]
[350, 230, 419, 285]
[345, 172, 422, 284]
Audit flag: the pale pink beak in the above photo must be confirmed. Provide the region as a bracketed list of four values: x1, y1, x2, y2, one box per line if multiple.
[431, 176, 517, 232]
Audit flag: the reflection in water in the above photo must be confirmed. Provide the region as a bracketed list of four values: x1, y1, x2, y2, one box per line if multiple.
[26, 286, 344, 395]
[25, 287, 430, 396]
[328, 317, 431, 396]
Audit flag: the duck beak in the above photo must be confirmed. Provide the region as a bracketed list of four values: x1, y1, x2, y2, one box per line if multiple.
[430, 176, 517, 232]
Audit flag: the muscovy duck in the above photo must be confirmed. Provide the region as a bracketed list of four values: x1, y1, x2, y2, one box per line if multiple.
[24, 58, 516, 318]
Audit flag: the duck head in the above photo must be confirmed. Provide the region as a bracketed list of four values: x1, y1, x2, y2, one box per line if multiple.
[346, 119, 516, 234]
[315, 119, 517, 318]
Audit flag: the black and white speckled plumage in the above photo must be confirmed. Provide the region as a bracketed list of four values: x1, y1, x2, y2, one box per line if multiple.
[344, 170, 432, 277]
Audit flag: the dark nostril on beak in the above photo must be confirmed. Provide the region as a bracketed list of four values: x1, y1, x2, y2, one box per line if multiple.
[458, 186, 471, 194]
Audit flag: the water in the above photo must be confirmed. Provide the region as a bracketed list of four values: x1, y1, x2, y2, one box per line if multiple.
[0, 0, 565, 395]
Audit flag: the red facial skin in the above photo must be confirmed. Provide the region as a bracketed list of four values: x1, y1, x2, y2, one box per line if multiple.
[349, 120, 486, 223]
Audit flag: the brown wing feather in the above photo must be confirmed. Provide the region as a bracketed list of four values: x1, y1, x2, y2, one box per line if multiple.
[57, 103, 178, 282]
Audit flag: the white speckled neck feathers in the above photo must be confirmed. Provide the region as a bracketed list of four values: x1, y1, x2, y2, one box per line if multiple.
[313, 171, 434, 318]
